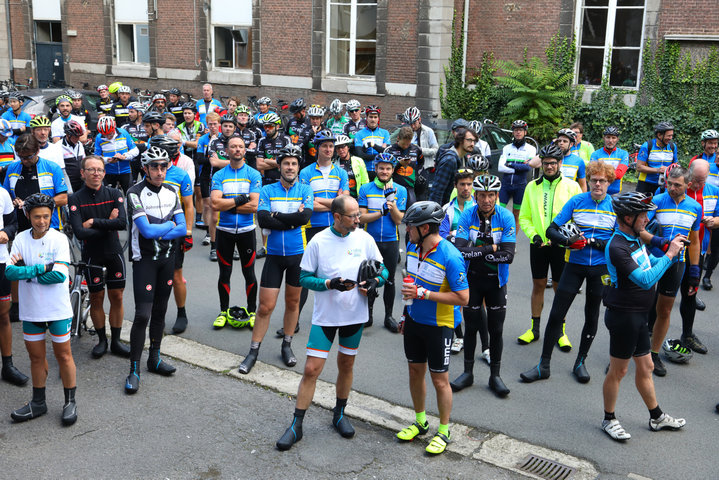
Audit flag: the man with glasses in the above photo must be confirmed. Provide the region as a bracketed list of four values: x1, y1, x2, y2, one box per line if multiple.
[498, 120, 535, 227]
[67, 155, 129, 359]
[430, 128, 478, 206]
[342, 99, 366, 141]
[354, 105, 390, 180]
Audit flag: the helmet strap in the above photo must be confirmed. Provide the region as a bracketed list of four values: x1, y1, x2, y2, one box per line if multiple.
[512, 138, 525, 148]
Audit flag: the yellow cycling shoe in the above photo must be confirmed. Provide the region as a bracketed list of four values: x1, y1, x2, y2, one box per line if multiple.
[213, 310, 228, 329]
[557, 323, 572, 352]
[397, 421, 429, 441]
[425, 431, 451, 455]
[517, 327, 539, 345]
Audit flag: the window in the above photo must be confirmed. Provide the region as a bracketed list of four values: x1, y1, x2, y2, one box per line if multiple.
[326, 0, 377, 76]
[213, 26, 251, 69]
[116, 23, 149, 64]
[35, 21, 62, 43]
[576, 0, 646, 87]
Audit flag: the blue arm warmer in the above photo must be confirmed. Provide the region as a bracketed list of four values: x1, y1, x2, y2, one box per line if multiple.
[299, 269, 329, 292]
[134, 215, 174, 239]
[160, 213, 187, 241]
[5, 264, 46, 281]
[628, 255, 673, 290]
[38, 271, 67, 284]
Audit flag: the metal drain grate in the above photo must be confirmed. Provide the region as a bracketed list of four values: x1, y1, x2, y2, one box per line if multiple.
[517, 454, 575, 480]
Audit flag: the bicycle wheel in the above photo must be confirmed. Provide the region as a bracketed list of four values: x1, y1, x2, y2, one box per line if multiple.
[70, 289, 83, 341]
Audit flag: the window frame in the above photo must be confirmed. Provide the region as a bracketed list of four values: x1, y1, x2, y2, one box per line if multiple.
[325, 0, 377, 78]
[211, 25, 252, 71]
[573, 0, 647, 89]
[115, 22, 150, 65]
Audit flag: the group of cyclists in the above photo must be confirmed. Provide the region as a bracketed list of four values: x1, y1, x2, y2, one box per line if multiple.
[1, 79, 718, 453]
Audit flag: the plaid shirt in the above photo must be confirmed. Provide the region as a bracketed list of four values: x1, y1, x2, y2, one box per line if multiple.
[429, 148, 461, 205]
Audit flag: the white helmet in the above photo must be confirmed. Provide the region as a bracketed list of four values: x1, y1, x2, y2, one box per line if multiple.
[329, 99, 343, 115]
[558, 222, 582, 241]
[307, 104, 325, 117]
[335, 134, 352, 147]
[662, 339, 693, 364]
[403, 106, 421, 124]
[346, 99, 361, 111]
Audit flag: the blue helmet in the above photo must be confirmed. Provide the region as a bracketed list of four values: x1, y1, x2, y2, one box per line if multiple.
[374, 152, 398, 169]
[313, 129, 335, 145]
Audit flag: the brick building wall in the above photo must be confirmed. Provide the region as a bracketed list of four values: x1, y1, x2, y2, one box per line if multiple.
[155, 1, 201, 69]
[259, 1, 312, 76]
[657, 2, 719, 37]
[65, 0, 107, 65]
[385, 0, 419, 84]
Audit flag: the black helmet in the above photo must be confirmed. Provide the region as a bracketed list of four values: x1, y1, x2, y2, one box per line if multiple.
[168, 88, 181, 96]
[612, 192, 657, 217]
[23, 193, 55, 215]
[356, 259, 383, 299]
[148, 135, 180, 158]
[401, 201, 444, 226]
[603, 126, 620, 136]
[654, 121, 674, 133]
[511, 119, 528, 130]
[220, 114, 236, 125]
[539, 143, 563, 160]
[289, 97, 306, 114]
[142, 111, 164, 124]
[181, 102, 196, 112]
[277, 144, 303, 162]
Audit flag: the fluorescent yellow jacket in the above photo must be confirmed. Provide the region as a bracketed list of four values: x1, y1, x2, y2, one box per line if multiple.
[519, 175, 582, 242]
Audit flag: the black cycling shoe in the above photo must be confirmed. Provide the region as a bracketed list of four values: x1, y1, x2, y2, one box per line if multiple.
[489, 375, 510, 398]
[125, 363, 140, 394]
[172, 314, 188, 334]
[450, 372, 474, 392]
[147, 354, 176, 376]
[281, 341, 297, 367]
[238, 349, 259, 374]
[695, 297, 706, 311]
[276, 421, 303, 451]
[573, 357, 590, 384]
[110, 339, 131, 358]
[1, 363, 29, 386]
[384, 316, 399, 333]
[520, 363, 551, 383]
[256, 246, 267, 259]
[652, 352, 666, 377]
[333, 407, 355, 438]
[275, 324, 300, 338]
[11, 400, 47, 422]
[702, 276, 713, 290]
[62, 401, 77, 426]
[91, 339, 108, 359]
[682, 334, 708, 354]
[364, 316, 373, 328]
[209, 249, 217, 262]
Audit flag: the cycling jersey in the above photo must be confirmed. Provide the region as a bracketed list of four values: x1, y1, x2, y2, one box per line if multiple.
[326, 116, 349, 136]
[164, 164, 193, 204]
[343, 118, 366, 139]
[0, 187, 14, 263]
[406, 239, 468, 328]
[109, 101, 131, 128]
[127, 179, 184, 261]
[297, 127, 318, 167]
[68, 183, 126, 257]
[334, 155, 369, 198]
[570, 140, 594, 165]
[1, 110, 31, 135]
[637, 139, 678, 185]
[167, 102, 184, 124]
[256, 132, 291, 184]
[354, 126, 390, 173]
[4, 158, 68, 229]
[50, 114, 83, 140]
[497, 142, 536, 186]
[257, 180, 314, 256]
[689, 182, 719, 255]
[385, 143, 424, 190]
[236, 126, 258, 169]
[207, 132, 239, 178]
[552, 192, 616, 266]
[358, 180, 407, 242]
[71, 108, 90, 129]
[590, 147, 629, 194]
[195, 98, 223, 125]
[211, 162, 262, 234]
[647, 191, 702, 262]
[560, 153, 586, 183]
[0, 136, 16, 171]
[518, 175, 582, 243]
[178, 120, 203, 148]
[439, 197, 475, 237]
[94, 127, 138, 175]
[60, 137, 85, 192]
[195, 132, 213, 175]
[286, 116, 311, 143]
[37, 140, 65, 170]
[96, 97, 114, 116]
[125, 122, 149, 153]
[299, 162, 349, 228]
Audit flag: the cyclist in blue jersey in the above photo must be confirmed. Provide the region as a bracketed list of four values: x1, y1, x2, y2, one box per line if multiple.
[196, 83, 223, 126]
[396, 201, 468, 455]
[590, 126, 629, 195]
[0, 119, 16, 183]
[556, 128, 587, 192]
[253, 96, 272, 124]
[1, 93, 31, 135]
[497, 120, 535, 227]
[342, 99, 366, 141]
[210, 136, 262, 331]
[195, 112, 221, 240]
[358, 152, 407, 332]
[450, 175, 515, 397]
[521, 161, 616, 384]
[94, 116, 138, 193]
[238, 145, 314, 375]
[636, 122, 678, 194]
[693, 130, 719, 289]
[354, 105, 390, 180]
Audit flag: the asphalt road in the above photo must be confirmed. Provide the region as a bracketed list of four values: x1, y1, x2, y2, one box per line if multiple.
[76, 227, 719, 478]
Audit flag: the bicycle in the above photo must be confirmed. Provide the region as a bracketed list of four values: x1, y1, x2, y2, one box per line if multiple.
[68, 261, 105, 343]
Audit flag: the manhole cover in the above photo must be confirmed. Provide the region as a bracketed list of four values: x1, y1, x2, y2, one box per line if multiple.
[517, 454, 575, 480]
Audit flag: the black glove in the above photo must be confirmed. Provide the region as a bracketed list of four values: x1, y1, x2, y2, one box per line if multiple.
[44, 263, 54, 273]
[234, 194, 250, 207]
[381, 204, 390, 216]
[363, 277, 379, 298]
[328, 277, 351, 292]
[587, 237, 606, 250]
[532, 235, 543, 247]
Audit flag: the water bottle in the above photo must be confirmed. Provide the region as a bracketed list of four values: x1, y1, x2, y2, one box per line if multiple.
[403, 275, 415, 306]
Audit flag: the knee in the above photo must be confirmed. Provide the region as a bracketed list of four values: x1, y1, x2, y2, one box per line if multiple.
[303, 363, 322, 379]
[54, 347, 74, 365]
[431, 374, 450, 390]
[284, 296, 299, 311]
[257, 302, 276, 316]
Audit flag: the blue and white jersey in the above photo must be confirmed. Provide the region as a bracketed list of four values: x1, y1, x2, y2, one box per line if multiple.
[0, 136, 16, 169]
[699, 153, 719, 188]
[299, 162, 349, 228]
[357, 181, 407, 242]
[257, 181, 314, 256]
[195, 98, 223, 126]
[552, 192, 616, 266]
[211, 163, 262, 234]
[3, 158, 68, 229]
[560, 153, 586, 183]
[354, 126, 390, 172]
[93, 127, 137, 175]
[637, 139, 678, 185]
[648, 191, 702, 262]
[456, 204, 516, 287]
[1, 110, 31, 132]
[699, 183, 719, 255]
[590, 147, 629, 194]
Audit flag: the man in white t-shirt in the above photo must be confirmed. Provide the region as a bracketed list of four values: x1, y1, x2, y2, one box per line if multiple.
[51, 95, 85, 143]
[276, 195, 388, 451]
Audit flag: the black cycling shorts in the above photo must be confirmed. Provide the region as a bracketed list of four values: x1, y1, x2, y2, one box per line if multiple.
[132, 256, 174, 305]
[556, 262, 607, 296]
[604, 308, 651, 359]
[199, 169, 211, 199]
[657, 261, 684, 297]
[635, 180, 659, 194]
[104, 173, 132, 194]
[84, 253, 126, 293]
[403, 316, 453, 373]
[194, 163, 202, 188]
[529, 243, 566, 280]
[260, 254, 302, 288]
[0, 263, 10, 299]
[174, 238, 185, 270]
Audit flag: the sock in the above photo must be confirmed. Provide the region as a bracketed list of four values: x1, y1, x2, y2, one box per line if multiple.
[283, 335, 292, 343]
[531, 316, 540, 331]
[335, 398, 347, 410]
[64, 386, 76, 403]
[177, 306, 187, 318]
[415, 411, 427, 426]
[1, 355, 11, 367]
[96, 327, 107, 342]
[210, 241, 216, 249]
[649, 405, 663, 420]
[110, 327, 122, 341]
[250, 341, 261, 350]
[438, 423, 449, 436]
[32, 386, 46, 404]
[604, 411, 616, 421]
[293, 408, 306, 426]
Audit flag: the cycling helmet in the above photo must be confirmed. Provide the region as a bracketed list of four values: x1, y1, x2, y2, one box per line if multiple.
[0, 119, 12, 136]
[29, 115, 51, 128]
[539, 143, 564, 160]
[313, 129, 335, 145]
[374, 152, 398, 169]
[152, 93, 166, 103]
[346, 99, 361, 111]
[472, 174, 501, 192]
[97, 116, 116, 136]
[148, 135, 180, 158]
[257, 96, 271, 105]
[117, 85, 132, 94]
[512, 119, 528, 130]
[307, 104, 325, 117]
[364, 105, 381, 115]
[329, 99, 343, 115]
[289, 97, 306, 114]
[468, 120, 482, 135]
[402, 106, 421, 124]
[168, 87, 181, 96]
[557, 128, 577, 144]
[665, 162, 680, 178]
[63, 120, 84, 138]
[557, 222, 582, 241]
[55, 95, 72, 106]
[451, 118, 469, 131]
[611, 191, 657, 217]
[181, 102, 196, 112]
[401, 201, 444, 226]
[701, 129, 719, 141]
[357, 259, 383, 299]
[22, 193, 55, 215]
[662, 339, 693, 364]
[220, 113, 236, 125]
[142, 111, 164, 124]
[68, 90, 83, 100]
[262, 112, 281, 126]
[277, 144, 303, 161]
[654, 121, 674, 133]
[7, 92, 22, 101]
[603, 126, 620, 136]
[96, 84, 108, 92]
[334, 134, 352, 147]
[466, 153, 490, 172]
[141, 145, 170, 167]
[127, 101, 145, 113]
[108, 82, 123, 94]
[235, 104, 251, 115]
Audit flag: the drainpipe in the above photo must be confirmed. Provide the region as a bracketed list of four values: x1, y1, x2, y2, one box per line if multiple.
[461, 0, 469, 83]
[5, 0, 14, 81]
